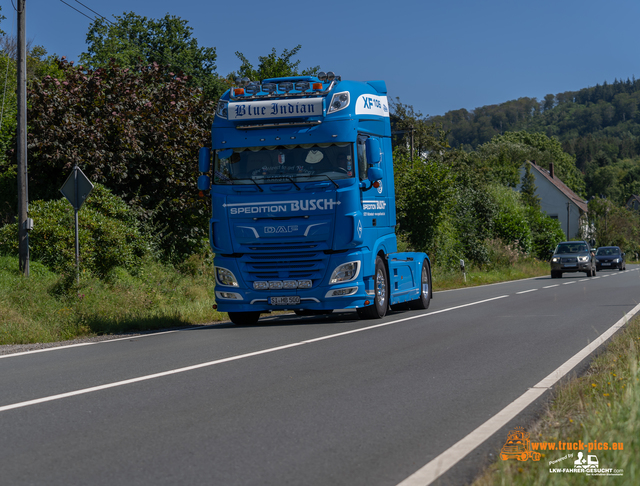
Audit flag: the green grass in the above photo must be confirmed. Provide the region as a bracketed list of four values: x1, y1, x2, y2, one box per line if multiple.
[473, 316, 640, 486]
[433, 258, 550, 291]
[0, 254, 226, 344]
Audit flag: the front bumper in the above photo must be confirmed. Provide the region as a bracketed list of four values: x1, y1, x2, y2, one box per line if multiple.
[596, 260, 621, 270]
[213, 250, 375, 313]
[550, 261, 591, 273]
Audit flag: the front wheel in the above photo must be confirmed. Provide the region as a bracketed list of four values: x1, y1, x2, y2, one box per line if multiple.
[408, 259, 431, 310]
[228, 311, 261, 326]
[357, 256, 388, 319]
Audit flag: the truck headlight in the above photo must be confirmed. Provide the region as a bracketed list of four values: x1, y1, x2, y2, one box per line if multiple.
[215, 101, 228, 119]
[328, 91, 350, 113]
[216, 267, 239, 287]
[330, 261, 360, 284]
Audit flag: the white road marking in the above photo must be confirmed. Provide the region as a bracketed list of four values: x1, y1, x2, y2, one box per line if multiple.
[516, 289, 537, 294]
[0, 328, 200, 360]
[543, 284, 559, 288]
[0, 295, 508, 413]
[563, 281, 576, 285]
[396, 301, 640, 486]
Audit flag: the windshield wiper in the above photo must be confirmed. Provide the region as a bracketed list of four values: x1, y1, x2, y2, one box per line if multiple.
[230, 178, 264, 192]
[295, 173, 339, 188]
[284, 177, 301, 190]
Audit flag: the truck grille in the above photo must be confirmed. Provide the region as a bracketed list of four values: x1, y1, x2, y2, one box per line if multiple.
[242, 250, 328, 285]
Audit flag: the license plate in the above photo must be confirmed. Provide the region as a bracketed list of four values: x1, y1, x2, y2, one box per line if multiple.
[270, 296, 300, 305]
[564, 264, 576, 267]
[602, 263, 611, 266]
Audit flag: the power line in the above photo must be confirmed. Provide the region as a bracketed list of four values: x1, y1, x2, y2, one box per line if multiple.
[58, 0, 95, 22]
[73, 0, 113, 24]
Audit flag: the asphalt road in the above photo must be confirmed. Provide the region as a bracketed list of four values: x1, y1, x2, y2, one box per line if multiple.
[1, 266, 639, 486]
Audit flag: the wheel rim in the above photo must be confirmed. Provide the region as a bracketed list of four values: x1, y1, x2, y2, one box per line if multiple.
[421, 265, 429, 298]
[376, 268, 386, 307]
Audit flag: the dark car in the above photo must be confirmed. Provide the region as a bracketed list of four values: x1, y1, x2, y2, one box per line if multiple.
[595, 246, 626, 271]
[550, 240, 596, 278]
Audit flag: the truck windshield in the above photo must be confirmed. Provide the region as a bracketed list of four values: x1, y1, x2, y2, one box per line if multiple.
[214, 143, 354, 185]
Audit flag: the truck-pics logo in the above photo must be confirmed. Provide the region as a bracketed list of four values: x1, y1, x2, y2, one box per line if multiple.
[500, 428, 541, 462]
[224, 198, 340, 215]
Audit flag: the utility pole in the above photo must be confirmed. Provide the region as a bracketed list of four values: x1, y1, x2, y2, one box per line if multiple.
[17, 0, 29, 276]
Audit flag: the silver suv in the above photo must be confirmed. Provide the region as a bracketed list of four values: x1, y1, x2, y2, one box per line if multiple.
[550, 241, 596, 278]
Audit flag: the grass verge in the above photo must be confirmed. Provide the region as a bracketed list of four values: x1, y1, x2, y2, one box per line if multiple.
[433, 258, 549, 291]
[473, 314, 640, 485]
[0, 255, 226, 344]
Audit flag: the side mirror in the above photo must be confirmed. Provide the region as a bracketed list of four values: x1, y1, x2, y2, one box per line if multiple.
[368, 166, 383, 182]
[365, 138, 381, 165]
[199, 147, 211, 173]
[197, 174, 211, 190]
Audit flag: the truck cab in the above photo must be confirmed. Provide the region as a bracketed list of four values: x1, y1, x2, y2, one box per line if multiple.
[198, 72, 431, 325]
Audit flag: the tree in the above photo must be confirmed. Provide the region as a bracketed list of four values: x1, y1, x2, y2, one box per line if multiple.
[473, 131, 586, 196]
[231, 45, 319, 82]
[79, 12, 226, 100]
[520, 162, 541, 210]
[21, 58, 215, 258]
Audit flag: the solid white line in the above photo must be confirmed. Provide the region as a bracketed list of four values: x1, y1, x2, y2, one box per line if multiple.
[0, 295, 508, 413]
[0, 328, 201, 360]
[396, 301, 640, 486]
[543, 284, 559, 288]
[516, 289, 537, 294]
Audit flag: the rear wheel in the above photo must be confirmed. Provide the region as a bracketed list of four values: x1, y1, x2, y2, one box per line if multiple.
[408, 259, 431, 310]
[228, 311, 261, 325]
[357, 256, 388, 319]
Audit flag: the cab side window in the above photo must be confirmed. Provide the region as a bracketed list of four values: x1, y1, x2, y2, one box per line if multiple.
[357, 135, 368, 181]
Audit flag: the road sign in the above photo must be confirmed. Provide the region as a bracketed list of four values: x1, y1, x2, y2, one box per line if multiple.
[60, 166, 94, 210]
[59, 166, 94, 283]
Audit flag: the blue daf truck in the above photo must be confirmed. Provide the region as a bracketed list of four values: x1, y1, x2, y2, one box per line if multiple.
[197, 72, 432, 325]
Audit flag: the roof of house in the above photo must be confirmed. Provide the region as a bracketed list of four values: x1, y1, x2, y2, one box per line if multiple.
[527, 161, 588, 213]
[626, 195, 640, 207]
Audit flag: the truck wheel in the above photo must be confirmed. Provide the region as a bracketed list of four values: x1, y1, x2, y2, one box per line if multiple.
[357, 257, 388, 319]
[408, 259, 431, 310]
[228, 311, 261, 325]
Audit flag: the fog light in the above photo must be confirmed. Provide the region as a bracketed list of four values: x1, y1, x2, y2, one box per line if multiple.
[269, 281, 283, 290]
[215, 291, 243, 300]
[283, 280, 298, 289]
[254, 281, 269, 290]
[326, 287, 358, 298]
[297, 280, 312, 289]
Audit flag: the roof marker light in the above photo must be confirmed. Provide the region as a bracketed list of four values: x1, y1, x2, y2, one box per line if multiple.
[279, 82, 293, 93]
[262, 83, 277, 94]
[312, 83, 323, 90]
[295, 81, 310, 92]
[234, 88, 244, 96]
[245, 83, 260, 95]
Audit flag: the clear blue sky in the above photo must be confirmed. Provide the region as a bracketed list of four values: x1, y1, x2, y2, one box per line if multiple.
[3, 0, 640, 116]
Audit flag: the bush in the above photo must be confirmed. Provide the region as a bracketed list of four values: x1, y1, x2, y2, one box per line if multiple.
[526, 207, 566, 260]
[0, 184, 150, 276]
[487, 184, 532, 254]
